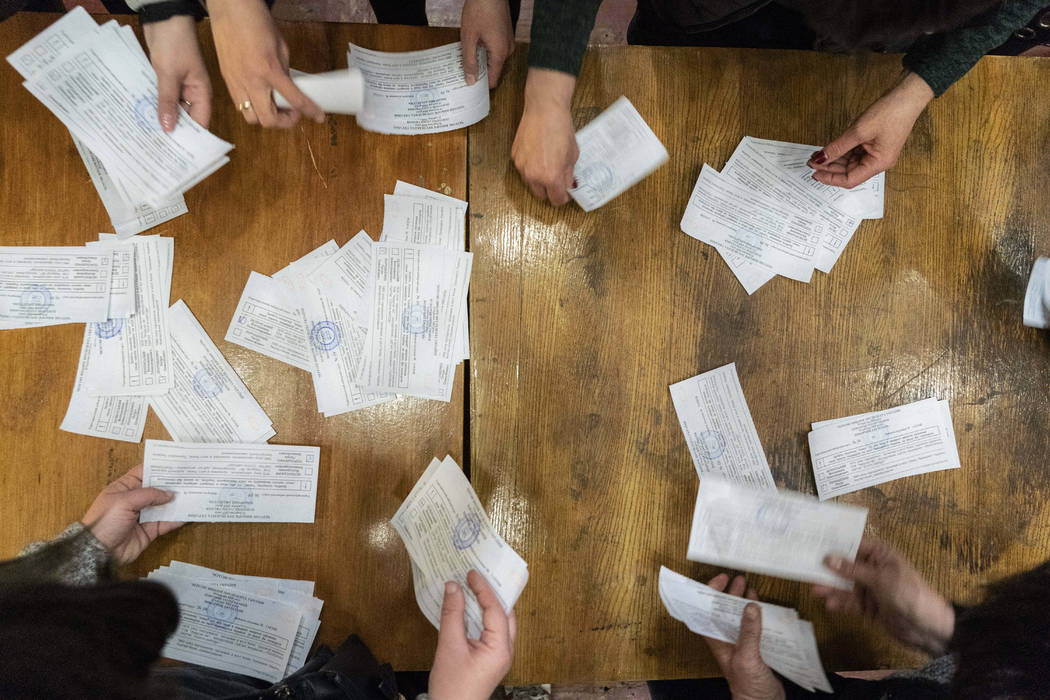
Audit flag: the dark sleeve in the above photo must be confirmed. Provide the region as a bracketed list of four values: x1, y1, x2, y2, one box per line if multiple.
[16, 523, 114, 586]
[527, 0, 605, 76]
[902, 0, 1046, 97]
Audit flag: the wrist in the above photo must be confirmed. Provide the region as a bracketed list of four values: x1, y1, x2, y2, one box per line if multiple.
[523, 67, 575, 113]
[921, 598, 955, 655]
[892, 71, 934, 112]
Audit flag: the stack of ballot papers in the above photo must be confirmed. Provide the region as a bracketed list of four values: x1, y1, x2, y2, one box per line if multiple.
[568, 96, 668, 211]
[147, 561, 322, 682]
[687, 476, 867, 589]
[6, 8, 232, 235]
[659, 567, 832, 693]
[349, 42, 488, 134]
[140, 440, 320, 523]
[1023, 257, 1050, 329]
[808, 398, 961, 501]
[226, 181, 472, 412]
[680, 136, 885, 294]
[392, 456, 529, 639]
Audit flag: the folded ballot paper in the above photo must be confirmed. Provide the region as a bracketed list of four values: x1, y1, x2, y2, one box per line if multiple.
[392, 456, 529, 639]
[276, 68, 364, 114]
[688, 476, 867, 590]
[147, 561, 323, 682]
[681, 137, 885, 294]
[225, 182, 472, 412]
[1, 246, 118, 330]
[659, 567, 832, 693]
[7, 8, 232, 234]
[808, 398, 961, 501]
[1023, 257, 1050, 329]
[568, 96, 668, 211]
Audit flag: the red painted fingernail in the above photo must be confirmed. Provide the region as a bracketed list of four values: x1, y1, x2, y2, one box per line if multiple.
[571, 178, 578, 188]
[811, 150, 827, 165]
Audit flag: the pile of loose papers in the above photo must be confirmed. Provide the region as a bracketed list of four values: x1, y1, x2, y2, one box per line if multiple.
[808, 398, 961, 501]
[6, 8, 232, 235]
[659, 567, 833, 693]
[226, 181, 472, 412]
[147, 561, 322, 682]
[392, 456, 529, 639]
[1023, 256, 1049, 329]
[680, 137, 885, 294]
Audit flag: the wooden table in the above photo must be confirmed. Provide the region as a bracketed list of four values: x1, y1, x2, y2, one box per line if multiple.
[469, 47, 1050, 682]
[2, 11, 1050, 687]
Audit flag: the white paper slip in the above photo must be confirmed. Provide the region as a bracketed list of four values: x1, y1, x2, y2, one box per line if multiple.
[808, 398, 961, 501]
[681, 164, 819, 283]
[659, 567, 832, 693]
[60, 336, 148, 443]
[151, 300, 274, 443]
[150, 572, 302, 683]
[687, 476, 867, 589]
[719, 248, 776, 295]
[392, 456, 529, 639]
[273, 240, 340, 280]
[0, 247, 113, 329]
[275, 68, 364, 114]
[669, 363, 775, 489]
[349, 42, 489, 134]
[83, 239, 136, 319]
[1023, 257, 1050, 329]
[167, 560, 316, 596]
[308, 231, 375, 327]
[393, 180, 468, 212]
[568, 97, 669, 211]
[139, 440, 321, 523]
[226, 271, 314, 372]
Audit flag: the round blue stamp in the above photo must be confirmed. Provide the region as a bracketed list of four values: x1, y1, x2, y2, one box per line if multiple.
[696, 430, 726, 460]
[310, 321, 342, 352]
[401, 304, 429, 334]
[134, 96, 159, 131]
[452, 512, 482, 550]
[217, 487, 254, 503]
[410, 88, 438, 107]
[576, 163, 615, 195]
[95, 318, 123, 339]
[203, 601, 239, 627]
[192, 367, 222, 399]
[19, 283, 52, 311]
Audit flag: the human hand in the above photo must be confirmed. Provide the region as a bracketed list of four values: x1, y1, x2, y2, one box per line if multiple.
[80, 465, 184, 565]
[461, 0, 515, 88]
[701, 573, 786, 700]
[208, 0, 324, 128]
[511, 68, 578, 205]
[143, 15, 212, 130]
[807, 71, 934, 188]
[813, 534, 955, 655]
[429, 569, 516, 700]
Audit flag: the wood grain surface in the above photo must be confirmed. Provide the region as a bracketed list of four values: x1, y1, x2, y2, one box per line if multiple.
[468, 46, 1050, 682]
[0, 14, 465, 670]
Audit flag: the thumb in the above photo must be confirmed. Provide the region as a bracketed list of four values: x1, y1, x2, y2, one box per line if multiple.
[809, 129, 862, 169]
[825, 553, 879, 586]
[736, 603, 764, 660]
[461, 32, 479, 86]
[155, 72, 181, 132]
[122, 487, 175, 512]
[437, 581, 468, 649]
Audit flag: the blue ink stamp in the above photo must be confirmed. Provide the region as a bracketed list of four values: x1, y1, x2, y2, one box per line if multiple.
[134, 96, 158, 131]
[452, 512, 482, 550]
[19, 283, 52, 311]
[410, 88, 438, 107]
[696, 430, 726, 460]
[217, 487, 253, 503]
[95, 318, 123, 339]
[192, 367, 222, 399]
[310, 321, 342, 351]
[574, 163, 614, 196]
[401, 304, 429, 334]
[754, 504, 791, 536]
[203, 601, 239, 628]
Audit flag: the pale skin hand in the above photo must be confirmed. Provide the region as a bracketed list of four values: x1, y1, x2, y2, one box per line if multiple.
[461, 0, 515, 88]
[511, 68, 578, 206]
[701, 573, 786, 700]
[80, 464, 184, 566]
[429, 569, 517, 700]
[807, 71, 934, 188]
[813, 534, 955, 656]
[143, 16, 212, 131]
[208, 0, 324, 128]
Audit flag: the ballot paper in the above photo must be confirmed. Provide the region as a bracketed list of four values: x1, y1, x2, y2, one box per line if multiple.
[0, 246, 114, 329]
[12, 10, 232, 207]
[150, 300, 274, 443]
[59, 380, 147, 443]
[357, 241, 472, 401]
[808, 398, 961, 501]
[5, 8, 189, 235]
[78, 236, 173, 396]
[669, 363, 775, 489]
[150, 562, 323, 677]
[148, 571, 303, 683]
[681, 164, 819, 283]
[225, 271, 315, 372]
[309, 231, 376, 327]
[1023, 257, 1050, 329]
[687, 476, 867, 589]
[349, 42, 489, 134]
[392, 456, 529, 639]
[85, 240, 136, 319]
[568, 96, 669, 211]
[139, 440, 320, 523]
[276, 68, 364, 114]
[659, 567, 832, 693]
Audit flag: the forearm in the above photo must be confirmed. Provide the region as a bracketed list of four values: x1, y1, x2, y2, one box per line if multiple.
[14, 523, 114, 587]
[527, 0, 603, 76]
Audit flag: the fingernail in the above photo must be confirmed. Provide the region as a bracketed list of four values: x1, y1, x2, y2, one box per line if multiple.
[571, 178, 578, 189]
[315, 114, 325, 124]
[827, 555, 844, 569]
[744, 604, 759, 620]
[811, 150, 827, 165]
[160, 113, 175, 132]
[445, 581, 459, 595]
[465, 72, 477, 85]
